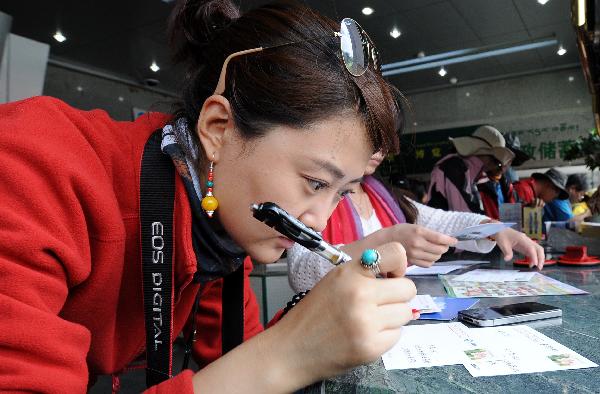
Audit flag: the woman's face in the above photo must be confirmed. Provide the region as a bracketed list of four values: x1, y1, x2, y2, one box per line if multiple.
[364, 151, 385, 176]
[539, 179, 560, 203]
[213, 114, 371, 263]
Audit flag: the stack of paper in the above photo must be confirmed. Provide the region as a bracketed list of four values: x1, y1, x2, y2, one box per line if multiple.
[405, 265, 464, 276]
[408, 295, 441, 313]
[452, 269, 536, 282]
[452, 222, 515, 241]
[441, 271, 588, 298]
[437, 260, 491, 266]
[382, 323, 598, 377]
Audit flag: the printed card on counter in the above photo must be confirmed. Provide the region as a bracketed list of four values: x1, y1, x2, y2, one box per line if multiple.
[452, 269, 536, 282]
[408, 295, 441, 313]
[461, 325, 598, 377]
[383, 323, 598, 377]
[452, 222, 515, 241]
[406, 265, 465, 276]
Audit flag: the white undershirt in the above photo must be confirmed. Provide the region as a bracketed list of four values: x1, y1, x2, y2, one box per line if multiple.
[360, 211, 382, 236]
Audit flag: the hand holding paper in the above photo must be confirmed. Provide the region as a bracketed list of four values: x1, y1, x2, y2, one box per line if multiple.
[452, 222, 516, 241]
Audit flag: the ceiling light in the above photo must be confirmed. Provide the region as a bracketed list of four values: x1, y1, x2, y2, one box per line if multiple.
[577, 99, 581, 104]
[76, 86, 83, 92]
[438, 67, 447, 77]
[557, 46, 567, 56]
[417, 51, 426, 58]
[450, 77, 458, 84]
[578, 0, 586, 26]
[568, 76, 574, 82]
[53, 31, 66, 43]
[537, 0, 549, 4]
[465, 92, 471, 97]
[150, 61, 160, 72]
[413, 122, 418, 126]
[489, 111, 494, 116]
[362, 7, 374, 15]
[382, 38, 557, 76]
[118, 96, 124, 102]
[390, 28, 401, 39]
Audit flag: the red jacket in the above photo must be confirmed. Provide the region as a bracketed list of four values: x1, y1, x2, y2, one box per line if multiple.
[0, 97, 263, 393]
[513, 178, 537, 206]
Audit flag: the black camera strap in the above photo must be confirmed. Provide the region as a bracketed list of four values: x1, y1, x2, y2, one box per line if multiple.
[140, 130, 176, 388]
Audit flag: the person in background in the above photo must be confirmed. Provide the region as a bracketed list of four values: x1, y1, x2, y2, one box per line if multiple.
[427, 125, 515, 214]
[502, 133, 531, 184]
[512, 168, 569, 211]
[477, 133, 532, 219]
[566, 174, 593, 220]
[477, 171, 514, 219]
[543, 173, 594, 225]
[287, 151, 545, 293]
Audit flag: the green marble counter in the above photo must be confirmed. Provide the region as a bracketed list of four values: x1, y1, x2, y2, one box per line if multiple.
[306, 249, 600, 394]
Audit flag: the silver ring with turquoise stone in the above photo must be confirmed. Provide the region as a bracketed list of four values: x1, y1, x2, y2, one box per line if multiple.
[360, 248, 381, 276]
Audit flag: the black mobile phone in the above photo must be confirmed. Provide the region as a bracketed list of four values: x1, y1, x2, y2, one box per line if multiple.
[251, 202, 351, 265]
[458, 302, 562, 327]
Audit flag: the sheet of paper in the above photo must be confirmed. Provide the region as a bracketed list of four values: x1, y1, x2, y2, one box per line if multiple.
[383, 323, 598, 377]
[382, 323, 471, 370]
[452, 269, 536, 282]
[452, 222, 516, 241]
[441, 272, 589, 298]
[461, 325, 598, 376]
[437, 259, 491, 266]
[406, 265, 465, 276]
[418, 297, 480, 321]
[408, 295, 441, 313]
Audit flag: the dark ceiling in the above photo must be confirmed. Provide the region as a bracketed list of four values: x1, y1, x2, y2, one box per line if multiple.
[0, 0, 580, 95]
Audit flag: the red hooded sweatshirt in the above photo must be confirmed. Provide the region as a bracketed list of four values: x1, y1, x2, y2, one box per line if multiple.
[0, 97, 263, 393]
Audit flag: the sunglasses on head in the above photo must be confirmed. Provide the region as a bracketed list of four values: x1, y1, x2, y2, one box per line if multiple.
[213, 18, 380, 95]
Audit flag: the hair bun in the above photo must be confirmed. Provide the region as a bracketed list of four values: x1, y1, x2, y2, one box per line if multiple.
[169, 0, 240, 65]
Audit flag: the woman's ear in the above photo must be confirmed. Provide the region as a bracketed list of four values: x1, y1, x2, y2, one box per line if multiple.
[196, 95, 234, 162]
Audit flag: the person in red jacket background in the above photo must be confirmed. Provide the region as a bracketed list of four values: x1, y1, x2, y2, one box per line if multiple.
[0, 1, 418, 393]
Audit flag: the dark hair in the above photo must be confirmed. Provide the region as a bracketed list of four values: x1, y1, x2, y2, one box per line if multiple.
[168, 0, 401, 166]
[374, 174, 418, 224]
[566, 173, 589, 192]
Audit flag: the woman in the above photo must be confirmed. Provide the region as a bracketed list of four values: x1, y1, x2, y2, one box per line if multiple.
[0, 1, 416, 393]
[427, 125, 514, 214]
[288, 151, 545, 293]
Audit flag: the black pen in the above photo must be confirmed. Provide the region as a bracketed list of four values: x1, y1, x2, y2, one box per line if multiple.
[251, 202, 352, 265]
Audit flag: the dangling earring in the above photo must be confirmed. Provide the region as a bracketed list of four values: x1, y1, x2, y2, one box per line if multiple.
[201, 156, 219, 218]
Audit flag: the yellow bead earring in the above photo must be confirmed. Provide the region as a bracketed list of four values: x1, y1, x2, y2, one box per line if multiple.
[200, 158, 219, 218]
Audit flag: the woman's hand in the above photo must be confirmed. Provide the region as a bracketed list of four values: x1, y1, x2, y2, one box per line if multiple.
[342, 224, 457, 268]
[494, 228, 545, 269]
[386, 224, 458, 267]
[275, 241, 417, 386]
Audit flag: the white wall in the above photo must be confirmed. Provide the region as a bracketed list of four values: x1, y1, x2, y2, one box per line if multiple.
[405, 67, 595, 171]
[0, 34, 49, 103]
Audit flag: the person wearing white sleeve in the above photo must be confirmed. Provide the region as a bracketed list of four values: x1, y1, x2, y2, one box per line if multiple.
[287, 152, 545, 293]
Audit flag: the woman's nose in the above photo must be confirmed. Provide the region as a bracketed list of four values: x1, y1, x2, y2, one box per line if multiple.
[297, 201, 335, 233]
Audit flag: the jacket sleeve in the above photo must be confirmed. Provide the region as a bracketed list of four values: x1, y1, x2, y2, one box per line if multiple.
[286, 243, 334, 292]
[414, 200, 495, 253]
[0, 100, 94, 392]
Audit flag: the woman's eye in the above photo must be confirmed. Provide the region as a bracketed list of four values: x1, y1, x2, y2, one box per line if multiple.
[340, 189, 354, 199]
[306, 178, 328, 192]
